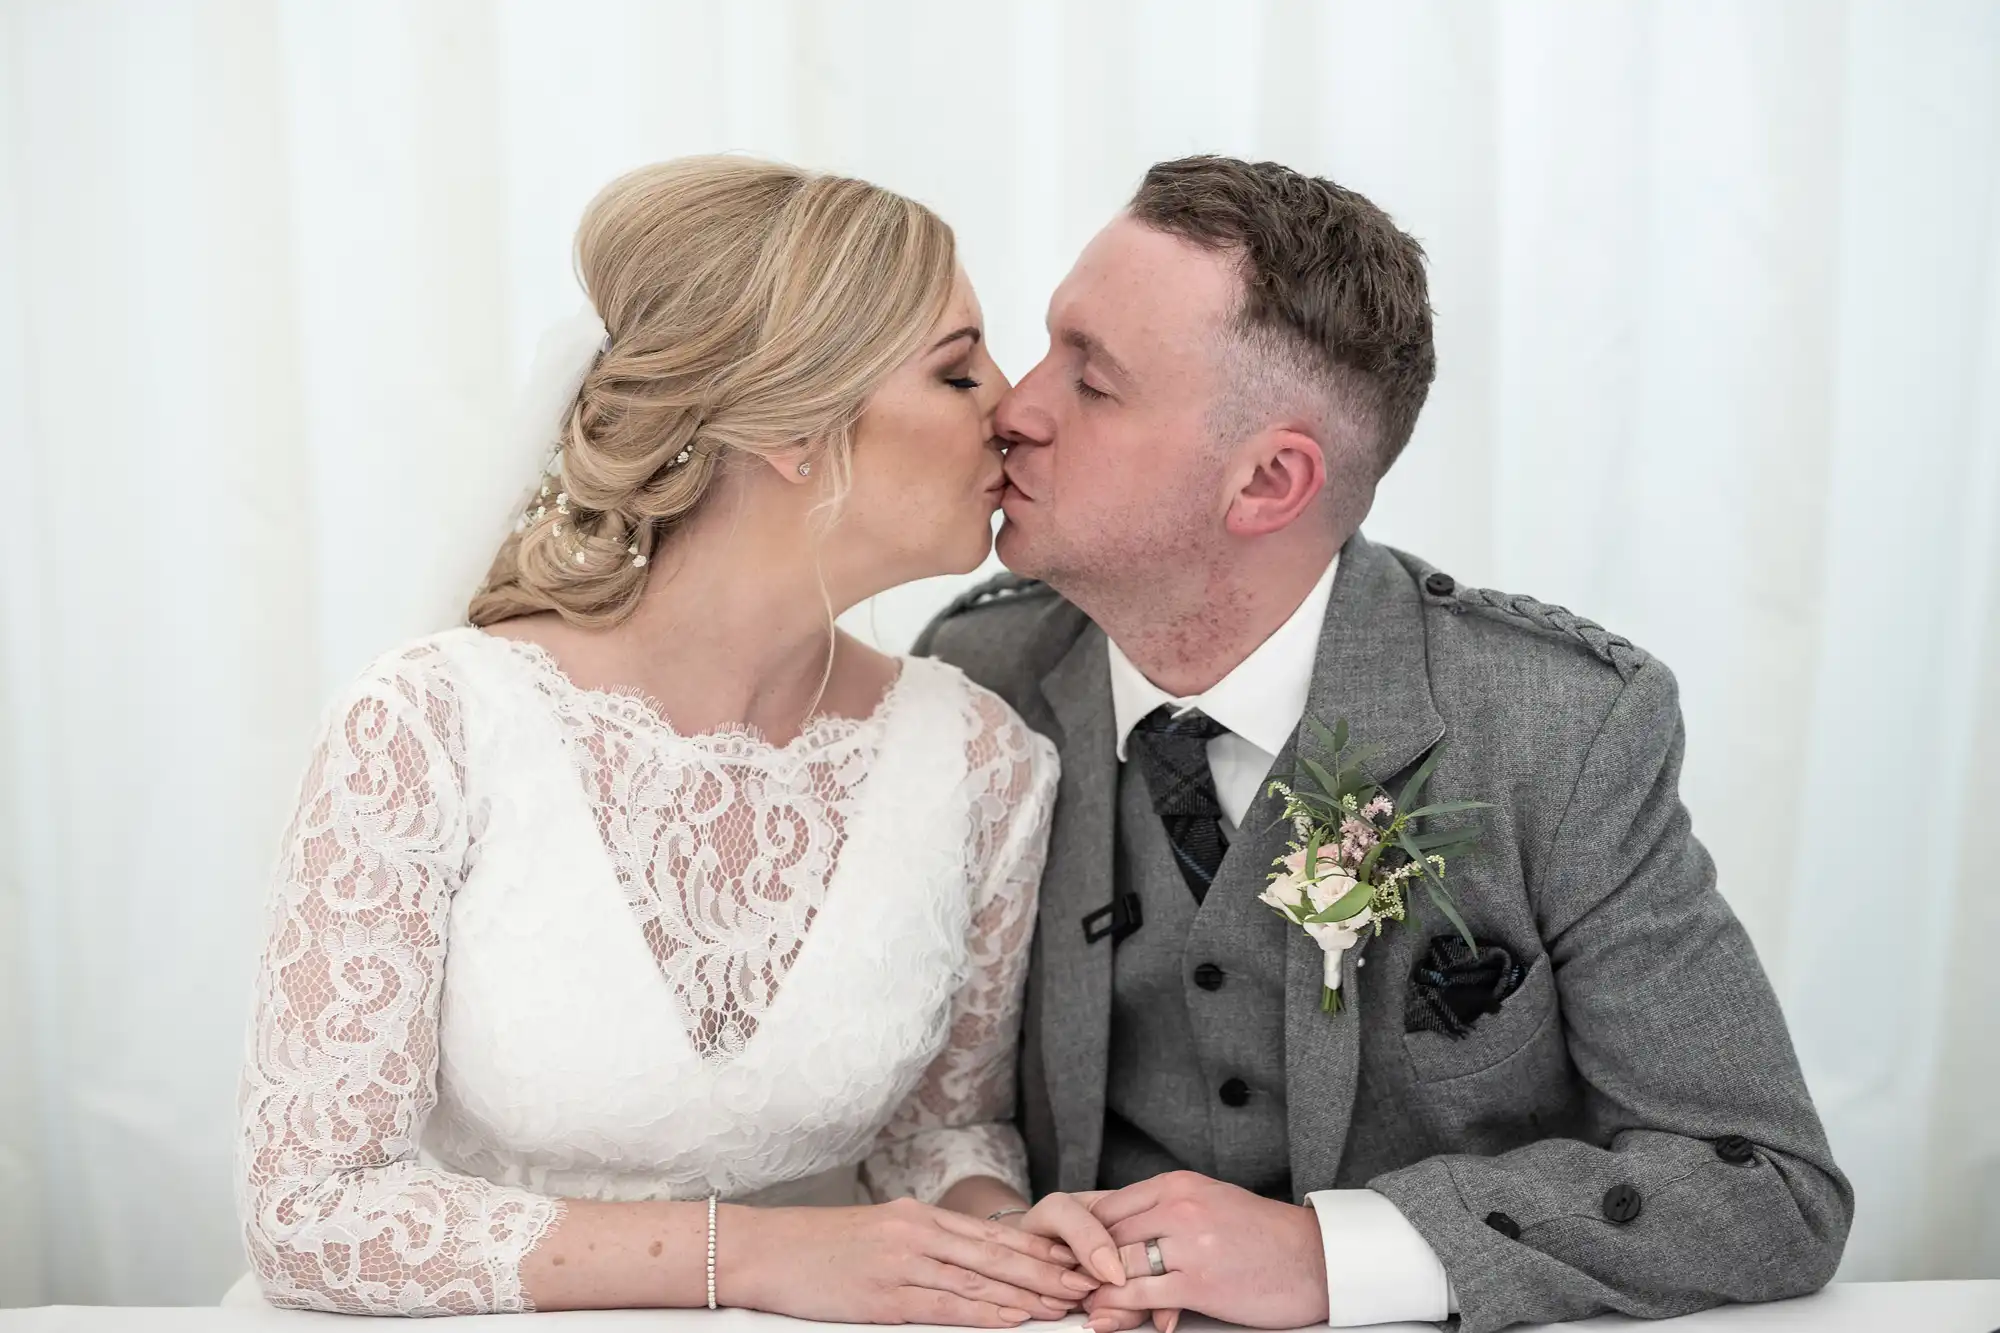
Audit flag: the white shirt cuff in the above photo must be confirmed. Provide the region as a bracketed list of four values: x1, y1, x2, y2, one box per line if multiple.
[1305, 1189, 1457, 1326]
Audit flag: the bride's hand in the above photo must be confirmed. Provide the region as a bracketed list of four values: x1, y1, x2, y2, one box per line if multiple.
[996, 1191, 1129, 1291]
[726, 1198, 1103, 1326]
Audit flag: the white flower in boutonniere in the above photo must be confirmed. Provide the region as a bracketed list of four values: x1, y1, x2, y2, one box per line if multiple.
[1262, 718, 1492, 1015]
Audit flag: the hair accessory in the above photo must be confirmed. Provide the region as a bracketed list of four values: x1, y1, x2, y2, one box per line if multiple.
[673, 446, 693, 468]
[508, 306, 610, 535]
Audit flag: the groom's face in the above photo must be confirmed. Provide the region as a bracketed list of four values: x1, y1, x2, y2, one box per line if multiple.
[994, 215, 1242, 592]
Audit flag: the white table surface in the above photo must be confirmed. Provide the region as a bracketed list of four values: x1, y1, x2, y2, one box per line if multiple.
[5, 1283, 1998, 1332]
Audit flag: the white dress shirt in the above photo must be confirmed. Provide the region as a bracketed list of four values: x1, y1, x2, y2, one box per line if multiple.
[1103, 553, 1457, 1328]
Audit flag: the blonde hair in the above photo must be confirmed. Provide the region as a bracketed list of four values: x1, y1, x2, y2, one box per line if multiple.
[469, 156, 957, 629]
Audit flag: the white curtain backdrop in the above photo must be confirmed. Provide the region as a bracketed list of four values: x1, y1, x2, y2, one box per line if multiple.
[3, 0, 1996, 1308]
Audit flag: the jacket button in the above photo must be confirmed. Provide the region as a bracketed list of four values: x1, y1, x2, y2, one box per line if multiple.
[1424, 571, 1455, 597]
[1602, 1183, 1642, 1223]
[1218, 1078, 1251, 1107]
[1193, 963, 1226, 991]
[1714, 1134, 1756, 1166]
[1483, 1211, 1520, 1240]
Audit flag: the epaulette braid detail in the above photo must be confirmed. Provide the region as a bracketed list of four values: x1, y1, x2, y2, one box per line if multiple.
[1446, 585, 1648, 681]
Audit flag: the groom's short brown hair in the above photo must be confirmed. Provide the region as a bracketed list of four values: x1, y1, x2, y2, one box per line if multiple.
[1129, 155, 1435, 474]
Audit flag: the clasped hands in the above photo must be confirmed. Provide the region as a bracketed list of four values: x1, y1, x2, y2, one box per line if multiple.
[1003, 1171, 1329, 1333]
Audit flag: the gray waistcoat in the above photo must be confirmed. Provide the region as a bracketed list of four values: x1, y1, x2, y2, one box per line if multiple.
[1099, 757, 1293, 1199]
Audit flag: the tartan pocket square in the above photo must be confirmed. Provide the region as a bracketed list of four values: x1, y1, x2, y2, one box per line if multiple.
[1404, 933, 1526, 1039]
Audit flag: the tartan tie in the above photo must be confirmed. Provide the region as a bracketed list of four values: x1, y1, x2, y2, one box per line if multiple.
[1130, 706, 1230, 903]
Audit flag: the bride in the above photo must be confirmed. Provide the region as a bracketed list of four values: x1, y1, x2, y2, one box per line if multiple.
[234, 156, 1125, 1319]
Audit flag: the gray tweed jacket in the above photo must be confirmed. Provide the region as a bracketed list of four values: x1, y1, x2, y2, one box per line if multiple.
[916, 533, 1852, 1333]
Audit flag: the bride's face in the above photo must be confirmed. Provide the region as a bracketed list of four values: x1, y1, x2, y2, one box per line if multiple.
[833, 268, 1010, 585]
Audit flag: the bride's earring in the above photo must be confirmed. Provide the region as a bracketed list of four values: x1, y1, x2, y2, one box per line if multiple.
[797, 461, 812, 477]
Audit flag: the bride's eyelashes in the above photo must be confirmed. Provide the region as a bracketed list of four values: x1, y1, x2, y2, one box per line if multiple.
[945, 374, 982, 391]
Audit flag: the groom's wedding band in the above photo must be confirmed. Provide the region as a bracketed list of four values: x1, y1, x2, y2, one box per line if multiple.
[1145, 1238, 1166, 1277]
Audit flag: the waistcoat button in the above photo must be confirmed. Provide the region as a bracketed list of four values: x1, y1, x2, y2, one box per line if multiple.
[1219, 1078, 1251, 1107]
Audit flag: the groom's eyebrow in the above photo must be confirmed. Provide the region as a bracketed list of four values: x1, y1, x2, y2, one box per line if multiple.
[1062, 328, 1134, 385]
[929, 326, 982, 353]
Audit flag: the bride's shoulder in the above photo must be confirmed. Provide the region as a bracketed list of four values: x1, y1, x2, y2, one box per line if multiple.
[321, 627, 501, 720]
[898, 655, 1058, 779]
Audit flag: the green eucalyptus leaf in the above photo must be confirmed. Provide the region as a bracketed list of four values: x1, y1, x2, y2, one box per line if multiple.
[1424, 879, 1478, 952]
[1338, 742, 1387, 787]
[1305, 877, 1375, 922]
[1301, 756, 1342, 800]
[1406, 829, 1480, 856]
[1397, 742, 1448, 813]
[1402, 799, 1495, 820]
[1399, 827, 1476, 950]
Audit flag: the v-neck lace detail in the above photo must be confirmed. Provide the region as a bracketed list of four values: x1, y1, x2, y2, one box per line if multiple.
[486, 634, 910, 1061]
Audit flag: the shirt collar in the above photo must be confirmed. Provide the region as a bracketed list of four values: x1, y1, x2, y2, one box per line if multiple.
[1106, 553, 1340, 762]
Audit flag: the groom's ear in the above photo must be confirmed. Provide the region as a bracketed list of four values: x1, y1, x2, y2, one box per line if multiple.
[1224, 428, 1327, 537]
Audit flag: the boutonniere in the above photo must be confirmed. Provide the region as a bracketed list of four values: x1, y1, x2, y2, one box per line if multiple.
[1260, 719, 1490, 1015]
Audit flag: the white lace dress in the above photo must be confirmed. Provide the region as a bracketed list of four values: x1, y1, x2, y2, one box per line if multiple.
[234, 628, 1058, 1316]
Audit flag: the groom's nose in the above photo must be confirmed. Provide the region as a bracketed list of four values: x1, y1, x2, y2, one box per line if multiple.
[994, 364, 1056, 448]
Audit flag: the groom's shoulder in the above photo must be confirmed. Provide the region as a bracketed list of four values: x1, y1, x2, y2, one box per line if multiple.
[913, 573, 1084, 704]
[1385, 546, 1656, 689]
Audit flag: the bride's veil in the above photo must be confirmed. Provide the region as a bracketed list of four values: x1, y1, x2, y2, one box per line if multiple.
[423, 307, 609, 634]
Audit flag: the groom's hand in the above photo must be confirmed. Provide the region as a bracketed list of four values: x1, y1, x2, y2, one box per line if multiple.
[1080, 1172, 1329, 1332]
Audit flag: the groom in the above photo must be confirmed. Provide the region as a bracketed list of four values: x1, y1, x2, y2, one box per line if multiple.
[918, 157, 1851, 1332]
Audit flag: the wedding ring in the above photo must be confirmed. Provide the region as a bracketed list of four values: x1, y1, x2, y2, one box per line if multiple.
[1145, 1238, 1166, 1277]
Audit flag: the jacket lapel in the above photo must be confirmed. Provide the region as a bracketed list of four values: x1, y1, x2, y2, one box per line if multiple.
[1035, 623, 1119, 1191]
[1283, 533, 1444, 1196]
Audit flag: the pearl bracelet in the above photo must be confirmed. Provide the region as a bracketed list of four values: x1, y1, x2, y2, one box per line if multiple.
[706, 1193, 719, 1310]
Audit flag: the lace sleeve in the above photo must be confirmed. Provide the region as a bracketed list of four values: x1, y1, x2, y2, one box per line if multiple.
[235, 645, 563, 1315]
[861, 688, 1057, 1205]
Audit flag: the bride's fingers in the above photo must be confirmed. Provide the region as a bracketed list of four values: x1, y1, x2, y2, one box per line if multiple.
[895, 1286, 1032, 1328]
[928, 1230, 1099, 1302]
[907, 1258, 1074, 1320]
[1084, 1306, 1150, 1333]
[935, 1209, 1074, 1268]
[1024, 1193, 1125, 1287]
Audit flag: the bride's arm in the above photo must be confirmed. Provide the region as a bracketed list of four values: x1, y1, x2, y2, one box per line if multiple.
[238, 654, 730, 1314]
[858, 690, 1120, 1294]
[861, 690, 1055, 1212]
[235, 652, 589, 1314]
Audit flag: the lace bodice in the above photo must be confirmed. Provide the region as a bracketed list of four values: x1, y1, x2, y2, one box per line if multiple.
[235, 630, 1057, 1315]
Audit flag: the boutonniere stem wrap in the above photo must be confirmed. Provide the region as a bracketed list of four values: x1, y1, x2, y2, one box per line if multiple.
[1261, 718, 1490, 1015]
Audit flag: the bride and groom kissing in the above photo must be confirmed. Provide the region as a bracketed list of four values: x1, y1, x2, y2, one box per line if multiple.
[233, 154, 1851, 1332]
